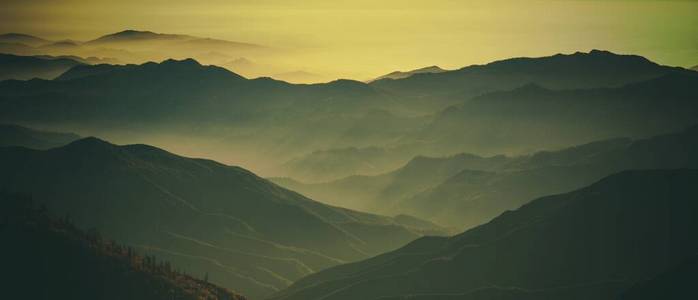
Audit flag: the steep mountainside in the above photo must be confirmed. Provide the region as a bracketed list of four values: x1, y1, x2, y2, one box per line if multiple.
[270, 169, 698, 300]
[0, 137, 445, 299]
[1, 193, 246, 300]
[0, 123, 80, 149]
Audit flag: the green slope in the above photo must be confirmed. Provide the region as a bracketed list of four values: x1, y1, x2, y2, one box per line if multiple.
[1, 193, 246, 300]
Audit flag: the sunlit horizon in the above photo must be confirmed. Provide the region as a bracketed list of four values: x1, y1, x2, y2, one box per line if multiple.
[2, 0, 697, 81]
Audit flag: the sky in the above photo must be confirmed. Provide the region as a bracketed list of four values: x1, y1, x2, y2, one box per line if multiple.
[2, 0, 697, 79]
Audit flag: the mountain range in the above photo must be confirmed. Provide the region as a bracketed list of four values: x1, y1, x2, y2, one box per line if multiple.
[276, 125, 698, 228]
[1, 31, 697, 300]
[270, 169, 698, 300]
[1, 50, 696, 182]
[0, 134, 447, 299]
[0, 30, 334, 82]
[0, 30, 268, 64]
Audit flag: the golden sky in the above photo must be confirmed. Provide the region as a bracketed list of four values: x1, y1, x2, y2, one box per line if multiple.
[2, 0, 697, 79]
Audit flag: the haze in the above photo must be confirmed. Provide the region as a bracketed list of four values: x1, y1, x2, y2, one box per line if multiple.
[2, 0, 697, 80]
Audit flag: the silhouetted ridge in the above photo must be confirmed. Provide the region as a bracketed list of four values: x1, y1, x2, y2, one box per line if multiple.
[65, 136, 114, 148]
[372, 65, 447, 81]
[0, 33, 49, 46]
[370, 50, 681, 102]
[161, 57, 200, 66]
[56, 58, 245, 81]
[89, 29, 187, 43]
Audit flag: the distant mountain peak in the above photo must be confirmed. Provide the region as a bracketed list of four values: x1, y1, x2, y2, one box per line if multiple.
[413, 65, 446, 72]
[0, 32, 50, 46]
[90, 29, 188, 43]
[588, 49, 613, 55]
[65, 136, 114, 149]
[56, 57, 245, 81]
[372, 65, 447, 81]
[0, 33, 42, 39]
[115, 29, 155, 35]
[161, 57, 201, 66]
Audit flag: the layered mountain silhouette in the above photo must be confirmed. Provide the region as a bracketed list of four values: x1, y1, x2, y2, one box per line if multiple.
[0, 123, 80, 149]
[276, 52, 697, 179]
[0, 33, 49, 46]
[0, 136, 446, 299]
[405, 71, 698, 156]
[270, 169, 698, 300]
[87, 30, 193, 44]
[84, 30, 264, 54]
[0, 53, 85, 80]
[370, 50, 684, 103]
[0, 58, 409, 172]
[2, 193, 246, 300]
[0, 30, 271, 67]
[2, 50, 696, 181]
[277, 125, 698, 228]
[371, 65, 446, 82]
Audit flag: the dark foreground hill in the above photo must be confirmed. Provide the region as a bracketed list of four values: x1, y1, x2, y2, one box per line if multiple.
[1, 193, 246, 300]
[620, 254, 698, 300]
[270, 169, 698, 300]
[0, 137, 445, 299]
